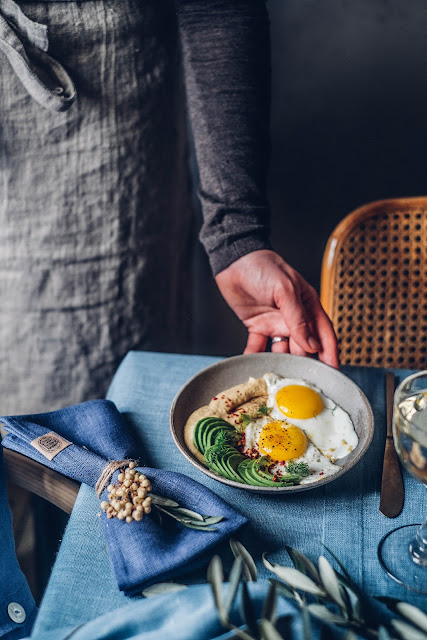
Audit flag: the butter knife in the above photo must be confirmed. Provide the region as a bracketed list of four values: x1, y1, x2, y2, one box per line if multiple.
[379, 372, 404, 518]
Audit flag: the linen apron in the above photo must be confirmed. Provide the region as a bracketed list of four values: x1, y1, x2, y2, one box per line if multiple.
[0, 0, 193, 414]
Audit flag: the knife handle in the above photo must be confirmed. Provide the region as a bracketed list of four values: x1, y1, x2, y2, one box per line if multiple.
[380, 372, 404, 518]
[385, 371, 395, 438]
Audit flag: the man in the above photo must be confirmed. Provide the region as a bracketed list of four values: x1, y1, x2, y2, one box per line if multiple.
[0, 0, 338, 417]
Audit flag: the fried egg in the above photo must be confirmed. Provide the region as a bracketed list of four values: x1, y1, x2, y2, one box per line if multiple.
[263, 374, 358, 461]
[243, 417, 339, 484]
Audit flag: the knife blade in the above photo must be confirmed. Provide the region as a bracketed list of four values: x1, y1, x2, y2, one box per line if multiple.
[379, 372, 404, 518]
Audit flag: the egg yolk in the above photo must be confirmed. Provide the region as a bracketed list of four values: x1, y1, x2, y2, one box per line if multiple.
[276, 385, 323, 419]
[259, 421, 307, 462]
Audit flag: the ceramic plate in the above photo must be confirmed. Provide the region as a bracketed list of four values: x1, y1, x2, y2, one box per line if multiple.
[170, 353, 374, 493]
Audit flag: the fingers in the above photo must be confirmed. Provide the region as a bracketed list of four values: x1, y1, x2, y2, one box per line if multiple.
[276, 288, 321, 355]
[315, 315, 340, 369]
[305, 297, 340, 369]
[244, 332, 268, 354]
[288, 338, 310, 358]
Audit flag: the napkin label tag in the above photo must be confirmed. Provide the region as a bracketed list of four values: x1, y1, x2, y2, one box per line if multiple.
[30, 431, 71, 460]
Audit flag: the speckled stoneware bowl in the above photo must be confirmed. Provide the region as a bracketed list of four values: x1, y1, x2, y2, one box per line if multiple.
[170, 353, 374, 493]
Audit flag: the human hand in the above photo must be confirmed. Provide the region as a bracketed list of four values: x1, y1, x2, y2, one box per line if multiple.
[215, 250, 339, 368]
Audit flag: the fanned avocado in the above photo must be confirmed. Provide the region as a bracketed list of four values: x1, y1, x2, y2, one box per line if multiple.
[213, 454, 241, 482]
[194, 417, 306, 487]
[194, 417, 234, 454]
[237, 459, 277, 487]
[205, 438, 244, 483]
[237, 458, 302, 487]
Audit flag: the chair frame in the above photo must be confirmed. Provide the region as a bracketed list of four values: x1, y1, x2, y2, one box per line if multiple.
[5, 449, 79, 514]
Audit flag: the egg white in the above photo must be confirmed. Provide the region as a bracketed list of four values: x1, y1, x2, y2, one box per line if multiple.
[243, 417, 340, 484]
[263, 374, 358, 462]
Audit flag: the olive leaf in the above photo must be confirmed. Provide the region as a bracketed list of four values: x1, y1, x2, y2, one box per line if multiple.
[207, 555, 227, 624]
[391, 619, 427, 640]
[212, 617, 256, 640]
[153, 504, 221, 531]
[306, 604, 348, 626]
[202, 516, 224, 525]
[261, 581, 277, 623]
[268, 578, 299, 602]
[178, 521, 218, 531]
[141, 583, 188, 597]
[231, 629, 258, 640]
[150, 505, 163, 527]
[323, 545, 360, 594]
[263, 554, 326, 597]
[149, 493, 179, 507]
[259, 618, 286, 640]
[339, 582, 363, 624]
[318, 555, 347, 610]
[378, 626, 393, 640]
[343, 631, 359, 640]
[166, 506, 204, 521]
[225, 556, 243, 614]
[230, 539, 258, 581]
[285, 546, 320, 584]
[377, 598, 427, 634]
[241, 580, 259, 639]
[323, 545, 364, 621]
[396, 603, 427, 633]
[301, 606, 312, 640]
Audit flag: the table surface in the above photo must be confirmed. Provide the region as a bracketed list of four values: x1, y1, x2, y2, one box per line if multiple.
[31, 352, 426, 639]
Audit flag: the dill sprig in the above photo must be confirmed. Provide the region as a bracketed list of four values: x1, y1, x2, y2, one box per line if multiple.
[240, 413, 253, 427]
[257, 404, 272, 416]
[286, 460, 310, 478]
[239, 404, 272, 427]
[204, 430, 235, 464]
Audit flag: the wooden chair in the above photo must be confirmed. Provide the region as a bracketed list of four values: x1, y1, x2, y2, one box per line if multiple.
[320, 197, 427, 369]
[5, 448, 79, 514]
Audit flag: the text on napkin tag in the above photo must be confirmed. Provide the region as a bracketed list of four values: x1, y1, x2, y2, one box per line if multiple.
[30, 431, 71, 460]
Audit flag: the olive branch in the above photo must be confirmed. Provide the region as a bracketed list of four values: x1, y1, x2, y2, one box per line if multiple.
[142, 541, 427, 640]
[149, 493, 224, 531]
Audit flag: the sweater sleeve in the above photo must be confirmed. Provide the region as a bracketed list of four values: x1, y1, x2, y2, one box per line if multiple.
[176, 0, 273, 276]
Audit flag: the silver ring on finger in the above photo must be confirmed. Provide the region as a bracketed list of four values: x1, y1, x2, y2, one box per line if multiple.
[271, 336, 289, 344]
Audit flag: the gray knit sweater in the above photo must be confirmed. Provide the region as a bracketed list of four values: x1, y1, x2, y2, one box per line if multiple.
[178, 0, 272, 275]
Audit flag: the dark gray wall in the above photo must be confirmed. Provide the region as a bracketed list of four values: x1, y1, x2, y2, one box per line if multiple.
[192, 0, 427, 356]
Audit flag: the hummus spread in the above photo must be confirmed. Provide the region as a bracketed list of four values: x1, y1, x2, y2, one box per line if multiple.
[184, 376, 268, 462]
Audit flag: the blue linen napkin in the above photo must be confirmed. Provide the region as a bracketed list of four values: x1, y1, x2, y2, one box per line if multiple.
[0, 400, 247, 596]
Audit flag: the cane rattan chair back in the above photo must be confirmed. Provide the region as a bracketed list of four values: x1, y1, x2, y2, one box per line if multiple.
[321, 197, 427, 369]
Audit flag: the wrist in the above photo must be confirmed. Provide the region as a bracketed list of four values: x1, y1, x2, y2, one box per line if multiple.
[210, 238, 273, 278]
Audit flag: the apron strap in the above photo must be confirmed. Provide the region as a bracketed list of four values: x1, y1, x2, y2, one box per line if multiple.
[0, 0, 76, 112]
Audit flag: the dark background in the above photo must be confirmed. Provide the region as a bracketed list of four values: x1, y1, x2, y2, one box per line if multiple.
[192, 0, 427, 356]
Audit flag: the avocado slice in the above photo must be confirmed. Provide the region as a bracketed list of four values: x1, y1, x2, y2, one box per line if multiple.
[194, 418, 213, 453]
[194, 417, 232, 453]
[224, 451, 246, 483]
[204, 422, 235, 451]
[237, 459, 280, 487]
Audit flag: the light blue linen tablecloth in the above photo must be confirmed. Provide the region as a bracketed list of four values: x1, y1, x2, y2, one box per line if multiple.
[30, 352, 426, 639]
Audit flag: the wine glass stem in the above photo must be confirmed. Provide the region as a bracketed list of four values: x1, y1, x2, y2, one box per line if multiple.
[409, 515, 427, 566]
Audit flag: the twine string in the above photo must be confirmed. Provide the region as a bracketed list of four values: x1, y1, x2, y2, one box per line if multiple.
[95, 459, 136, 498]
